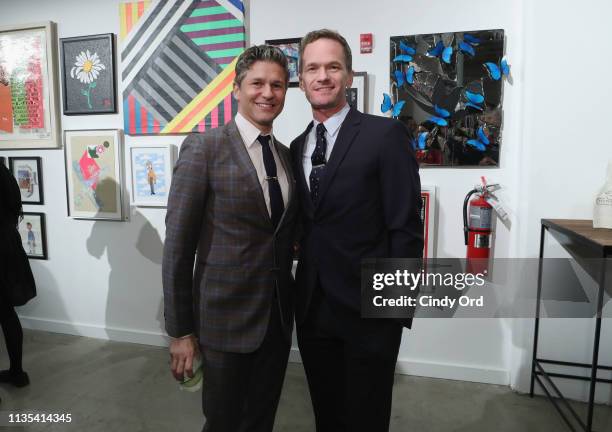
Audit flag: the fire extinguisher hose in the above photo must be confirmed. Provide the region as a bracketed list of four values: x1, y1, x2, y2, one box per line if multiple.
[463, 188, 479, 245]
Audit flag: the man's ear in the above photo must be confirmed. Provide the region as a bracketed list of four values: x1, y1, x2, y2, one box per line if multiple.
[232, 82, 240, 100]
[298, 74, 305, 92]
[346, 70, 354, 88]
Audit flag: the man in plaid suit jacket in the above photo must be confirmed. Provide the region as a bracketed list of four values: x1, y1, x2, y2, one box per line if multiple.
[162, 45, 298, 432]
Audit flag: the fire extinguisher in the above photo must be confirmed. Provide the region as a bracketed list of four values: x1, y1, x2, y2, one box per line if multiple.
[463, 177, 497, 273]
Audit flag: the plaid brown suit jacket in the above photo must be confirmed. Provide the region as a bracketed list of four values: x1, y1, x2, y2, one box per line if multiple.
[163, 120, 298, 353]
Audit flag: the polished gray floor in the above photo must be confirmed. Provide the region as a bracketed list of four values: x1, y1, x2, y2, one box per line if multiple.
[0, 330, 610, 431]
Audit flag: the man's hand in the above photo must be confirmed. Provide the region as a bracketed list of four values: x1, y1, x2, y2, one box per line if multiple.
[169, 335, 199, 382]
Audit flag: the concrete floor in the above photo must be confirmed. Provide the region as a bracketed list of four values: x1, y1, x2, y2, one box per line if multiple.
[0, 330, 610, 431]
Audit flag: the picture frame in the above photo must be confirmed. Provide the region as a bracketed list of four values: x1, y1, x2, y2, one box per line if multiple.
[60, 33, 117, 115]
[0, 21, 61, 149]
[9, 156, 44, 204]
[347, 71, 367, 113]
[129, 144, 175, 207]
[421, 185, 438, 259]
[64, 129, 125, 221]
[265, 38, 301, 88]
[19, 212, 47, 259]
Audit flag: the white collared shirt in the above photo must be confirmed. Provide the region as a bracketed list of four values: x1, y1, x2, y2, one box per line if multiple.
[302, 103, 351, 190]
[235, 112, 289, 215]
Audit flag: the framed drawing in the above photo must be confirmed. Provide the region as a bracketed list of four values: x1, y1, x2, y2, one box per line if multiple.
[130, 144, 175, 207]
[420, 185, 437, 259]
[60, 33, 117, 115]
[265, 38, 301, 88]
[64, 129, 125, 220]
[0, 21, 61, 149]
[19, 212, 47, 259]
[347, 71, 367, 113]
[9, 156, 44, 204]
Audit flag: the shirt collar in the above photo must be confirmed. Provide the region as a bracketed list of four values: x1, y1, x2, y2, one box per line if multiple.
[235, 112, 274, 148]
[313, 103, 351, 138]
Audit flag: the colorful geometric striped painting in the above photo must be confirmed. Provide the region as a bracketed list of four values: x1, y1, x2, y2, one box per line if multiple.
[119, 0, 245, 135]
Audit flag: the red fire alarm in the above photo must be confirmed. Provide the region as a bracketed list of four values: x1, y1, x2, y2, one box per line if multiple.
[360, 33, 373, 54]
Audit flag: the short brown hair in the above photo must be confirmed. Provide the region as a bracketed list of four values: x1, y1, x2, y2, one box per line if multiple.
[234, 45, 290, 87]
[299, 29, 352, 73]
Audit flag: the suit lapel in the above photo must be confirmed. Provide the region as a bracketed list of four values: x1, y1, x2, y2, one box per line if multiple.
[316, 108, 361, 209]
[296, 122, 315, 218]
[273, 138, 294, 234]
[224, 121, 271, 225]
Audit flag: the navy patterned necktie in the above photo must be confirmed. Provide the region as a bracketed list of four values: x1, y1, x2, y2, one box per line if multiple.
[309, 123, 327, 203]
[258, 135, 284, 227]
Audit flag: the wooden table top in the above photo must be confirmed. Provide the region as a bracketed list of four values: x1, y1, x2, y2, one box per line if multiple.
[542, 219, 612, 252]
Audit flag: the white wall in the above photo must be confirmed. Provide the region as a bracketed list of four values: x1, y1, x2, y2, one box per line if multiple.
[2, 0, 609, 401]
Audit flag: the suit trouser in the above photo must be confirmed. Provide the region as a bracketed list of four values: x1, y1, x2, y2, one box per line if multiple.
[200, 302, 290, 432]
[297, 286, 403, 432]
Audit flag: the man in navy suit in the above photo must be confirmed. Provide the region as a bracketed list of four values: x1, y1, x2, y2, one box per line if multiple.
[290, 29, 423, 432]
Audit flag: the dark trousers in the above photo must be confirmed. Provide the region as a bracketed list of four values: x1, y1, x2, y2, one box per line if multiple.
[297, 287, 402, 432]
[200, 302, 290, 432]
[0, 292, 24, 372]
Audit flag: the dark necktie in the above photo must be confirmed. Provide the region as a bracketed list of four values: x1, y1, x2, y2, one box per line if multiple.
[258, 135, 284, 227]
[309, 123, 327, 203]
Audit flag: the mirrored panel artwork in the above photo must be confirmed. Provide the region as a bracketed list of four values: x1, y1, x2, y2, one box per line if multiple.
[386, 29, 508, 167]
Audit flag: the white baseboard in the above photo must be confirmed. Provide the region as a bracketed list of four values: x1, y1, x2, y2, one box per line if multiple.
[20, 317, 509, 386]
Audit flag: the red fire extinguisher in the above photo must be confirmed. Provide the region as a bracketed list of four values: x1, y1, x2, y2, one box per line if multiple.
[463, 177, 494, 273]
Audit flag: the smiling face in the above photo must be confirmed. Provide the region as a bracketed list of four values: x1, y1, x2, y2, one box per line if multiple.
[299, 38, 353, 120]
[233, 60, 287, 133]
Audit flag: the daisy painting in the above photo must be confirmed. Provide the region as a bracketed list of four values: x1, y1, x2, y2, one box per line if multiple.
[60, 34, 117, 115]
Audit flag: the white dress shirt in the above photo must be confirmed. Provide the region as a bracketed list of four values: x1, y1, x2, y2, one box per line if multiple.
[235, 112, 290, 215]
[302, 103, 351, 189]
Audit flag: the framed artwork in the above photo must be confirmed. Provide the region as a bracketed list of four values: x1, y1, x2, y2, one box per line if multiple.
[420, 185, 437, 259]
[64, 129, 125, 220]
[265, 38, 301, 88]
[387, 29, 506, 167]
[19, 212, 47, 259]
[60, 33, 117, 115]
[0, 21, 61, 149]
[130, 144, 175, 207]
[119, 0, 246, 135]
[346, 71, 367, 113]
[9, 156, 44, 204]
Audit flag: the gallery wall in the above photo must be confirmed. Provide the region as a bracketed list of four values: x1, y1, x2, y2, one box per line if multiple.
[1, 0, 610, 403]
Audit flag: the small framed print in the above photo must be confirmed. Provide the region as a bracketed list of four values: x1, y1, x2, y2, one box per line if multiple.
[64, 129, 125, 220]
[421, 185, 438, 259]
[9, 157, 44, 204]
[60, 33, 117, 115]
[265, 38, 301, 87]
[19, 212, 47, 259]
[130, 144, 175, 207]
[346, 72, 367, 113]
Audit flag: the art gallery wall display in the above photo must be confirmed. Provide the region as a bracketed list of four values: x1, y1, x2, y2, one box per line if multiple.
[130, 144, 175, 207]
[0, 21, 61, 149]
[346, 72, 367, 113]
[64, 129, 125, 221]
[265, 38, 301, 88]
[60, 33, 117, 115]
[383, 29, 508, 167]
[19, 212, 47, 259]
[119, 0, 246, 135]
[9, 156, 44, 204]
[421, 185, 437, 259]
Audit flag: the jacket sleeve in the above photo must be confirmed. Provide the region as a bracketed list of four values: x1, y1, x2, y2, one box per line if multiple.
[162, 133, 208, 338]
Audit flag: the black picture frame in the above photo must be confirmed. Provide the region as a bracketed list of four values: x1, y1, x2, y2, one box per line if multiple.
[60, 33, 117, 115]
[9, 156, 44, 205]
[20, 212, 47, 260]
[265, 37, 302, 88]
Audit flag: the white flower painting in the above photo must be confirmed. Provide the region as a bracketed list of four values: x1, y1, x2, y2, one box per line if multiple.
[70, 50, 106, 109]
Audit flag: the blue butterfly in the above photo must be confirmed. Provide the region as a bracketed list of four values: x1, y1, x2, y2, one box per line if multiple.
[484, 58, 510, 81]
[464, 90, 484, 110]
[458, 41, 476, 57]
[394, 66, 415, 86]
[381, 93, 406, 117]
[467, 126, 490, 151]
[411, 131, 429, 150]
[399, 40, 416, 56]
[427, 40, 453, 64]
[427, 105, 450, 126]
[393, 40, 417, 63]
[463, 34, 481, 45]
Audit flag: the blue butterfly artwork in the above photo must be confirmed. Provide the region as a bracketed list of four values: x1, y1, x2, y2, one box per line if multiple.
[427, 105, 450, 126]
[427, 40, 453, 64]
[381, 93, 406, 117]
[458, 41, 476, 56]
[467, 126, 490, 151]
[411, 131, 429, 151]
[484, 58, 510, 81]
[463, 33, 481, 45]
[464, 90, 485, 110]
[394, 66, 415, 86]
[393, 40, 417, 63]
